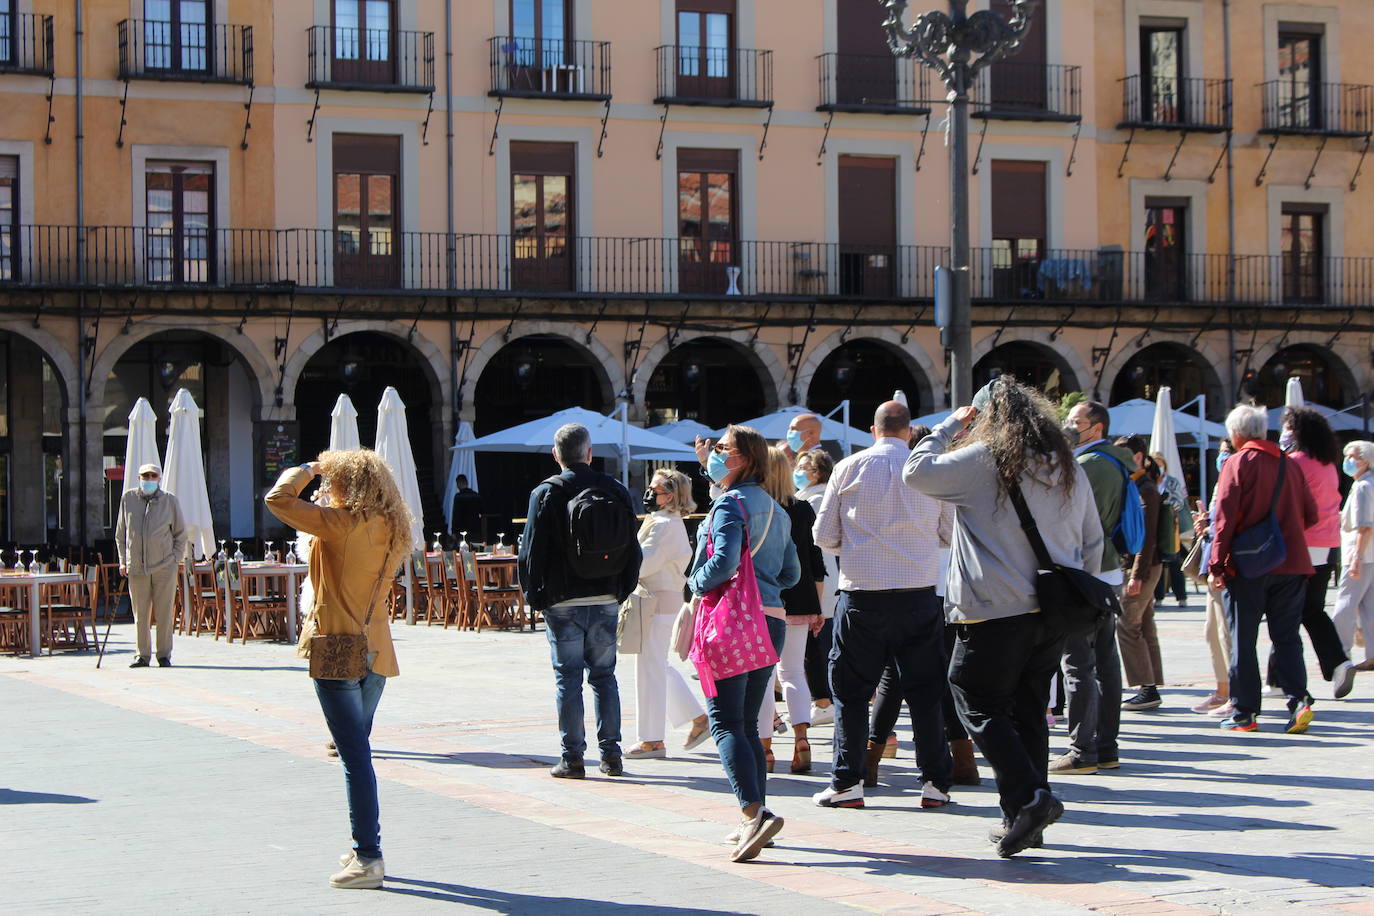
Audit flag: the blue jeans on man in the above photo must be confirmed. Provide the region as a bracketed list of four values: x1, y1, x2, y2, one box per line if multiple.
[314, 669, 387, 860]
[1224, 573, 1308, 717]
[544, 602, 622, 762]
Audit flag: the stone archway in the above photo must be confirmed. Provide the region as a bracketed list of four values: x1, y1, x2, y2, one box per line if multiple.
[281, 318, 449, 417]
[970, 328, 1092, 397]
[1250, 341, 1359, 410]
[795, 328, 940, 416]
[0, 322, 77, 543]
[461, 320, 621, 421]
[631, 329, 785, 414]
[639, 336, 773, 429]
[0, 320, 79, 400]
[1105, 335, 1227, 413]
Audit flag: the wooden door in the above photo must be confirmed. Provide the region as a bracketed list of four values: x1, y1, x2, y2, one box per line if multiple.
[332, 0, 394, 85]
[677, 148, 737, 294]
[838, 156, 895, 297]
[511, 142, 575, 291]
[836, 0, 895, 106]
[333, 134, 400, 288]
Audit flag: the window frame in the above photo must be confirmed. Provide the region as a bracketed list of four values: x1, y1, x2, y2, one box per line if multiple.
[1280, 204, 1325, 303]
[0, 154, 16, 282]
[144, 160, 215, 286]
[141, 0, 212, 75]
[1276, 26, 1324, 130]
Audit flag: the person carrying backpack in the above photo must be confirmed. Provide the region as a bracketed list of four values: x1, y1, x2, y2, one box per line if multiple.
[518, 423, 643, 780]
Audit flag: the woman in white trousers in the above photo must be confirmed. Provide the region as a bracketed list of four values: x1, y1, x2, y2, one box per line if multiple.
[1332, 440, 1374, 676]
[627, 469, 709, 758]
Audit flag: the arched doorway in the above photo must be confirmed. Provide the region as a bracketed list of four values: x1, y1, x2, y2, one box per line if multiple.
[295, 331, 439, 527]
[1251, 344, 1352, 409]
[808, 339, 928, 419]
[103, 331, 259, 541]
[1110, 342, 1219, 408]
[973, 341, 1077, 400]
[472, 335, 612, 539]
[0, 333, 68, 544]
[644, 337, 767, 430]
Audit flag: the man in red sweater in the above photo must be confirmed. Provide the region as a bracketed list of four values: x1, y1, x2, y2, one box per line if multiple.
[1209, 404, 1318, 733]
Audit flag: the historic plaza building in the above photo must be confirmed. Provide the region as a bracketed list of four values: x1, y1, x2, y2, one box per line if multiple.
[2, 0, 1373, 547]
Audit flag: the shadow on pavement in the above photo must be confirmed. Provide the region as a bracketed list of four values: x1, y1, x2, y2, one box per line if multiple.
[0, 788, 97, 805]
[383, 877, 755, 912]
[1049, 845, 1374, 887]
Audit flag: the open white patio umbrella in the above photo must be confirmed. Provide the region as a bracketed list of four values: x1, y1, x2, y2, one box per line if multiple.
[649, 418, 719, 443]
[122, 397, 161, 495]
[1266, 402, 1366, 433]
[374, 386, 426, 551]
[441, 420, 478, 532]
[734, 406, 873, 450]
[1109, 399, 1227, 442]
[1148, 387, 1186, 494]
[912, 409, 953, 429]
[1285, 377, 1306, 408]
[162, 388, 215, 560]
[329, 394, 361, 451]
[452, 406, 697, 461]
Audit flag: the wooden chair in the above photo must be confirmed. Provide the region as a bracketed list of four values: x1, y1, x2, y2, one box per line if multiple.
[439, 550, 468, 629]
[0, 606, 29, 655]
[468, 550, 525, 631]
[227, 561, 289, 643]
[187, 564, 224, 638]
[43, 564, 99, 652]
[422, 553, 451, 626]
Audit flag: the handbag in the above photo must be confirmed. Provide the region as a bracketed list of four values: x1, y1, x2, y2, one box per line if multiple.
[309, 559, 390, 680]
[1009, 482, 1122, 635]
[617, 590, 648, 654]
[1231, 455, 1288, 578]
[672, 499, 775, 662]
[1182, 533, 1209, 584]
[689, 497, 780, 698]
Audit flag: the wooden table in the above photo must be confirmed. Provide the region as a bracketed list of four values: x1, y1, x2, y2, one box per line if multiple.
[0, 571, 83, 659]
[197, 562, 307, 642]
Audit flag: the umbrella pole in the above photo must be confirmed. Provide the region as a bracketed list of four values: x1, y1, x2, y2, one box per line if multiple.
[1198, 394, 1207, 509]
[405, 564, 415, 625]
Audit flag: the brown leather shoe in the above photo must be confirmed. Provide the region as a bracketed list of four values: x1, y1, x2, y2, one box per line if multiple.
[864, 739, 884, 787]
[951, 738, 981, 786]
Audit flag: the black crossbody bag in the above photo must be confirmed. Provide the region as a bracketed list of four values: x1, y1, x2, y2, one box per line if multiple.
[1009, 482, 1122, 634]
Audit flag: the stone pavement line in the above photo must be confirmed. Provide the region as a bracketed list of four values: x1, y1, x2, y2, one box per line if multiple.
[4, 667, 1210, 916]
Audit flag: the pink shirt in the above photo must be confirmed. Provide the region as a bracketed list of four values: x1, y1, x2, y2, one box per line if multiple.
[1290, 451, 1341, 549]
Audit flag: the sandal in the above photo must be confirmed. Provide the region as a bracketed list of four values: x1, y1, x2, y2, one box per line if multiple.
[790, 738, 812, 774]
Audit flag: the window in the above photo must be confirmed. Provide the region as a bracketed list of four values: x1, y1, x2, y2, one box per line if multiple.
[838, 156, 895, 297]
[1277, 27, 1323, 130]
[146, 162, 213, 284]
[990, 160, 1046, 299]
[835, 0, 895, 106]
[506, 0, 570, 91]
[1281, 207, 1324, 302]
[677, 0, 733, 99]
[1141, 25, 1184, 123]
[1, 0, 13, 67]
[333, 0, 393, 84]
[677, 148, 737, 295]
[1144, 201, 1187, 301]
[0, 155, 16, 281]
[143, 0, 208, 73]
[334, 134, 400, 289]
[511, 141, 575, 292]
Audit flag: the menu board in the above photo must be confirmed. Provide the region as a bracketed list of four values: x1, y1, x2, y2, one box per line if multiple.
[261, 423, 300, 485]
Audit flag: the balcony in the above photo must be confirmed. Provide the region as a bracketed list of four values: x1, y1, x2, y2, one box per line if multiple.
[117, 20, 253, 85]
[0, 13, 54, 77]
[654, 45, 772, 108]
[488, 36, 610, 100]
[1119, 75, 1231, 131]
[1260, 81, 1374, 138]
[972, 62, 1081, 122]
[4, 226, 1373, 310]
[816, 53, 930, 115]
[305, 26, 434, 93]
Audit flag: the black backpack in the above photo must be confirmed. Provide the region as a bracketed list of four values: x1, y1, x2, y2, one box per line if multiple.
[547, 474, 635, 579]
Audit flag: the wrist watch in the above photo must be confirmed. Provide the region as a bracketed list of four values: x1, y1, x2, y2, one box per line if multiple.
[299, 462, 315, 474]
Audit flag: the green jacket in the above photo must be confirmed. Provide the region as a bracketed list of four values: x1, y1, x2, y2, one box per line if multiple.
[1076, 441, 1136, 574]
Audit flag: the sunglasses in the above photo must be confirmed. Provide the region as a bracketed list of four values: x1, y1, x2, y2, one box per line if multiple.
[711, 443, 737, 454]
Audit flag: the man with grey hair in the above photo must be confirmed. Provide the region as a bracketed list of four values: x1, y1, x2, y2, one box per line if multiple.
[519, 423, 642, 779]
[1210, 403, 1318, 733]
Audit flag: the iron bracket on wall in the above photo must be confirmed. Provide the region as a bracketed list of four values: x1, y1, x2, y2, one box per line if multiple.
[1207, 131, 1229, 184]
[749, 304, 772, 347]
[487, 96, 504, 155]
[30, 292, 47, 329]
[323, 295, 345, 340]
[1066, 120, 1082, 177]
[1091, 311, 1122, 400]
[1048, 307, 1075, 342]
[757, 104, 775, 161]
[1326, 309, 1356, 349]
[986, 306, 1016, 351]
[407, 297, 430, 340]
[1304, 134, 1329, 189]
[1255, 133, 1280, 186]
[306, 88, 322, 143]
[584, 299, 609, 344]
[971, 117, 990, 174]
[655, 103, 671, 160]
[915, 111, 931, 172]
[665, 303, 691, 349]
[420, 91, 435, 145]
[1116, 127, 1136, 178]
[1351, 135, 1372, 191]
[623, 303, 651, 398]
[273, 291, 296, 408]
[240, 84, 255, 150]
[236, 294, 257, 333]
[1162, 130, 1189, 181]
[785, 304, 818, 404]
[501, 298, 524, 341]
[115, 80, 130, 147]
[899, 305, 928, 344]
[43, 75, 56, 145]
[1190, 309, 1218, 347]
[597, 99, 611, 157]
[816, 110, 835, 166]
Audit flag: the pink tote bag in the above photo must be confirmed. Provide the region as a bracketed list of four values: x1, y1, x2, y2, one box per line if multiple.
[689, 497, 780, 698]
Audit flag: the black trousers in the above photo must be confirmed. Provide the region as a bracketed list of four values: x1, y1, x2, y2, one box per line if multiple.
[1267, 560, 1347, 683]
[950, 613, 1066, 820]
[1154, 557, 1188, 603]
[805, 618, 833, 702]
[829, 588, 951, 791]
[870, 626, 968, 743]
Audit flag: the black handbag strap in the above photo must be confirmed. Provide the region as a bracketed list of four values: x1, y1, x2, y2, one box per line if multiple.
[1264, 453, 1288, 519]
[1008, 481, 1057, 573]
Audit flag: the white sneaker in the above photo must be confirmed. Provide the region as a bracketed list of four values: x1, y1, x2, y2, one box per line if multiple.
[338, 851, 355, 867]
[808, 703, 835, 726]
[812, 783, 864, 808]
[1333, 660, 1357, 700]
[731, 808, 784, 862]
[329, 854, 384, 889]
[723, 820, 775, 848]
[1263, 685, 1284, 698]
[920, 781, 951, 809]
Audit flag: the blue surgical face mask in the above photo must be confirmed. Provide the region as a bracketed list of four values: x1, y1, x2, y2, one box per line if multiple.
[1344, 457, 1362, 478]
[792, 469, 810, 491]
[786, 429, 804, 452]
[140, 480, 159, 495]
[1215, 452, 1230, 474]
[706, 449, 731, 484]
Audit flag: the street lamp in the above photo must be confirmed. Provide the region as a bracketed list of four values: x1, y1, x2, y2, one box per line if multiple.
[880, 0, 1036, 408]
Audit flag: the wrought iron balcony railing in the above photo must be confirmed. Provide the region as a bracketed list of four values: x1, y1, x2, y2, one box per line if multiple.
[0, 13, 54, 76]
[1260, 81, 1374, 137]
[3, 227, 1370, 310]
[1119, 75, 1231, 131]
[972, 62, 1081, 121]
[488, 36, 611, 100]
[816, 53, 931, 114]
[305, 26, 435, 93]
[117, 19, 253, 84]
[654, 45, 772, 108]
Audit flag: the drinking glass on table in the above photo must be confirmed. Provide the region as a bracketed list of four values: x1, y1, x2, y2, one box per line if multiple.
[264, 540, 276, 562]
[27, 549, 41, 574]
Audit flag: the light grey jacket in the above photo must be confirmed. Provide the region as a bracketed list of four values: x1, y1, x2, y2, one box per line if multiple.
[114, 488, 188, 576]
[903, 416, 1103, 623]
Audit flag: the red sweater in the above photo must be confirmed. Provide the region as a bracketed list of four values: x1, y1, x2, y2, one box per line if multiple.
[1210, 439, 1318, 580]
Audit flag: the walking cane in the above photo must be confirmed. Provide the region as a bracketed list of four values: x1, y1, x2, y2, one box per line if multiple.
[95, 570, 128, 669]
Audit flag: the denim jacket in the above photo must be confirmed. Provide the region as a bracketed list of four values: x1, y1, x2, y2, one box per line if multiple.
[687, 479, 800, 607]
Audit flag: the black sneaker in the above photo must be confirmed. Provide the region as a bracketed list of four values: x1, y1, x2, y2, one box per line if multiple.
[157, 657, 172, 667]
[550, 758, 585, 779]
[599, 755, 624, 777]
[997, 789, 1063, 858]
[988, 818, 1043, 849]
[1122, 686, 1162, 710]
[129, 657, 150, 668]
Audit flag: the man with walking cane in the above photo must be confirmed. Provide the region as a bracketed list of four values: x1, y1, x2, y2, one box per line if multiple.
[114, 463, 187, 668]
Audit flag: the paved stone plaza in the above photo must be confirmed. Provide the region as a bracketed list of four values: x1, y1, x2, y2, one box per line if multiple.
[5, 595, 1374, 915]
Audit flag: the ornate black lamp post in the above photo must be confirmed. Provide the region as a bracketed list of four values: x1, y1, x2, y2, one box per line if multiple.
[880, 0, 1036, 407]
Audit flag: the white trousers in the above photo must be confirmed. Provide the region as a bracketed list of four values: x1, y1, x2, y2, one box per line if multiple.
[1332, 566, 1374, 663]
[635, 613, 705, 743]
[755, 621, 812, 737]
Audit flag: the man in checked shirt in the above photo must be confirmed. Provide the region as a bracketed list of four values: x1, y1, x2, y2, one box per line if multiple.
[811, 400, 955, 810]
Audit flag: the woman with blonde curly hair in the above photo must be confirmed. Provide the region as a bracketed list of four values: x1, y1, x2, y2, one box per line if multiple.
[265, 449, 412, 890]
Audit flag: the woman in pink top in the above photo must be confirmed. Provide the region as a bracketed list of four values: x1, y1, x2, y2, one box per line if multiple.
[1273, 406, 1356, 699]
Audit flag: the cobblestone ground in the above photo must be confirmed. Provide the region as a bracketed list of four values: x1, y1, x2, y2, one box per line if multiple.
[5, 591, 1374, 915]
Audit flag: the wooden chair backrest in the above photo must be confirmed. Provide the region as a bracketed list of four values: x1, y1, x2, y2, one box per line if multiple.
[459, 546, 478, 583]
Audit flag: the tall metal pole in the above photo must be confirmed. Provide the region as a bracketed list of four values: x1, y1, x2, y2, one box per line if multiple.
[948, 53, 972, 408]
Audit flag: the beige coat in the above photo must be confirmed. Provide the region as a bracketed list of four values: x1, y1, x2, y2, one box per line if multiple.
[264, 467, 400, 677]
[636, 510, 692, 615]
[114, 488, 187, 576]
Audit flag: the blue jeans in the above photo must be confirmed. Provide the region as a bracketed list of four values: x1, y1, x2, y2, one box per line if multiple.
[705, 615, 786, 810]
[314, 670, 387, 860]
[544, 602, 622, 760]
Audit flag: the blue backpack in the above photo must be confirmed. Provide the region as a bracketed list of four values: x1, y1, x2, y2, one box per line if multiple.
[1093, 451, 1146, 556]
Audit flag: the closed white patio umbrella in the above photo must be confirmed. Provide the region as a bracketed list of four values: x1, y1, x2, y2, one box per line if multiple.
[162, 388, 215, 560]
[1148, 387, 1186, 497]
[122, 397, 161, 495]
[329, 394, 362, 452]
[374, 386, 426, 551]
[1285, 377, 1306, 408]
[442, 420, 478, 532]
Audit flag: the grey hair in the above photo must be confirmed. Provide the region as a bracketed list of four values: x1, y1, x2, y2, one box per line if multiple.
[1345, 440, 1374, 466]
[650, 468, 696, 516]
[1225, 404, 1268, 442]
[554, 423, 592, 466]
